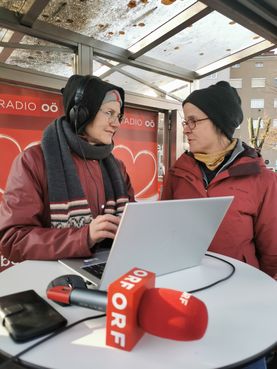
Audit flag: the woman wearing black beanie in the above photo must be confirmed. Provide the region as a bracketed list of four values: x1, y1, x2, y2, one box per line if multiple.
[162, 81, 277, 369]
[0, 75, 135, 262]
[162, 81, 277, 281]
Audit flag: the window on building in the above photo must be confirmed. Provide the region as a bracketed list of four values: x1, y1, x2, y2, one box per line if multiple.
[273, 119, 277, 128]
[255, 62, 263, 68]
[231, 63, 240, 69]
[253, 119, 264, 129]
[274, 98, 277, 108]
[251, 78, 266, 88]
[208, 73, 217, 79]
[230, 79, 242, 88]
[274, 78, 277, 87]
[251, 99, 264, 109]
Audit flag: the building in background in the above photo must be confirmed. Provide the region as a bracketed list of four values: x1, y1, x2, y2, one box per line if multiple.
[230, 51, 277, 170]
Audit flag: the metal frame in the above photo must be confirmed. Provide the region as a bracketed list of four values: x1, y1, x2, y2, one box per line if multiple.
[128, 2, 212, 58]
[201, 0, 277, 44]
[1, 0, 275, 185]
[196, 39, 275, 77]
[0, 1, 276, 85]
[0, 6, 196, 82]
[94, 56, 183, 102]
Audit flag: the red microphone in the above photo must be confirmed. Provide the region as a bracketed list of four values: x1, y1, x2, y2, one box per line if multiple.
[47, 268, 208, 351]
[138, 288, 208, 341]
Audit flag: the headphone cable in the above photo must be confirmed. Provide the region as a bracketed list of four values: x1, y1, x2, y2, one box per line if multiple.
[74, 113, 102, 214]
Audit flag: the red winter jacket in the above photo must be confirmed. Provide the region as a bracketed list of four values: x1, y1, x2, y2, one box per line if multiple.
[161, 143, 277, 278]
[0, 144, 135, 262]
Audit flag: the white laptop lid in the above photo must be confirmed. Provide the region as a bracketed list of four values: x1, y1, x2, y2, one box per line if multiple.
[59, 196, 233, 290]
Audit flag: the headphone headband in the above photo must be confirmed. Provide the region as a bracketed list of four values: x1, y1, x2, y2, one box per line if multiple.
[69, 75, 92, 128]
[74, 75, 92, 106]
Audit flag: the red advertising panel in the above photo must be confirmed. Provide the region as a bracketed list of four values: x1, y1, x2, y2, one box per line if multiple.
[0, 83, 64, 202]
[114, 108, 158, 201]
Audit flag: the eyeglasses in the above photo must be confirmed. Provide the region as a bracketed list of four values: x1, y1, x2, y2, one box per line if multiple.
[99, 109, 124, 124]
[181, 117, 209, 130]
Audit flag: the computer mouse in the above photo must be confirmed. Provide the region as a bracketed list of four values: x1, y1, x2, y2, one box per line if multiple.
[47, 274, 88, 306]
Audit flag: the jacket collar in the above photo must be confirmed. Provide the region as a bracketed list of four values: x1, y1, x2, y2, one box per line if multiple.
[172, 140, 262, 178]
[226, 140, 261, 177]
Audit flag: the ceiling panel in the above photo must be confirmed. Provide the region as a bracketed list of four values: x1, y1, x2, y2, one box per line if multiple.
[144, 11, 266, 71]
[37, 0, 197, 49]
[0, 0, 33, 13]
[0, 0, 276, 98]
[103, 70, 163, 98]
[0, 30, 74, 76]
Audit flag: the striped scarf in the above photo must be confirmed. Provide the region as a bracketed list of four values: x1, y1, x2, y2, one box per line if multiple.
[41, 118, 129, 228]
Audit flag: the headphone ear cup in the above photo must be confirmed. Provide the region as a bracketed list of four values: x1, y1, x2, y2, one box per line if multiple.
[69, 105, 78, 125]
[77, 105, 90, 126]
[68, 76, 92, 128]
[68, 104, 90, 128]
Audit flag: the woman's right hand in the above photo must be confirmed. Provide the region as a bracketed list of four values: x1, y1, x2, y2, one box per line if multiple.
[88, 214, 121, 248]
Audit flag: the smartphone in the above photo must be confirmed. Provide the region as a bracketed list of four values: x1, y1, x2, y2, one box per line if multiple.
[0, 289, 67, 342]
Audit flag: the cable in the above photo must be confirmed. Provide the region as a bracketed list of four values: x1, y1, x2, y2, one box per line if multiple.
[0, 255, 235, 368]
[0, 313, 106, 369]
[74, 112, 101, 214]
[187, 253, 236, 293]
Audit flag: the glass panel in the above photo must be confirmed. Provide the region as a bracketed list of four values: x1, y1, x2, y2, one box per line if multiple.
[0, 28, 14, 53]
[0, 0, 33, 13]
[98, 63, 186, 101]
[0, 30, 75, 77]
[121, 64, 183, 95]
[144, 11, 265, 71]
[165, 85, 190, 101]
[103, 71, 161, 98]
[38, 0, 196, 49]
[0, 28, 7, 39]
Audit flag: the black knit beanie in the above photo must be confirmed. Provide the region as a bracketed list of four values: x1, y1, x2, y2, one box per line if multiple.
[62, 74, 125, 133]
[182, 81, 243, 140]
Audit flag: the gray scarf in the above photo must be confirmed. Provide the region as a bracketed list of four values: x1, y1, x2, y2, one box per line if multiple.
[41, 118, 129, 228]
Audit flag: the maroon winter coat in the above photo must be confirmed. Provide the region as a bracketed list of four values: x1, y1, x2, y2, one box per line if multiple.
[0, 144, 135, 262]
[161, 143, 277, 278]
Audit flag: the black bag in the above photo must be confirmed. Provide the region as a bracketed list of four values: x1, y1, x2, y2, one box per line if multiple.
[0, 289, 67, 342]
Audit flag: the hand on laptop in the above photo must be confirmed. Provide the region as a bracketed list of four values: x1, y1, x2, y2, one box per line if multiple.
[88, 214, 121, 249]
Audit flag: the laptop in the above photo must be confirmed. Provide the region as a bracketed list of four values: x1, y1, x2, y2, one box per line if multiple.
[59, 196, 233, 291]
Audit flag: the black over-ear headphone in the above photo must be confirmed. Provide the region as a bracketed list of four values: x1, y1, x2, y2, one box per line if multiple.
[69, 75, 92, 128]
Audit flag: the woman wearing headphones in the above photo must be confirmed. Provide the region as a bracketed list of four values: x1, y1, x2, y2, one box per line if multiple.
[0, 74, 134, 263]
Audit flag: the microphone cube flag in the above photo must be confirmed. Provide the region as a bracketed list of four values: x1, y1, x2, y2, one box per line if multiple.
[138, 288, 208, 341]
[106, 267, 155, 351]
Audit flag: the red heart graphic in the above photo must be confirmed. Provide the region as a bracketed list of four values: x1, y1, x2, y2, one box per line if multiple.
[0, 135, 22, 200]
[114, 145, 157, 199]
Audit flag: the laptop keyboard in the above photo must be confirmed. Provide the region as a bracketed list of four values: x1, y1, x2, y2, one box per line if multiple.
[82, 262, 106, 279]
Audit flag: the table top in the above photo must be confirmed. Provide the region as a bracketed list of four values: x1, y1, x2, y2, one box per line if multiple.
[0, 253, 276, 369]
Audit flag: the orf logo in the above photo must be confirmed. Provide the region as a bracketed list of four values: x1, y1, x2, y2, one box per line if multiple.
[106, 268, 155, 351]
